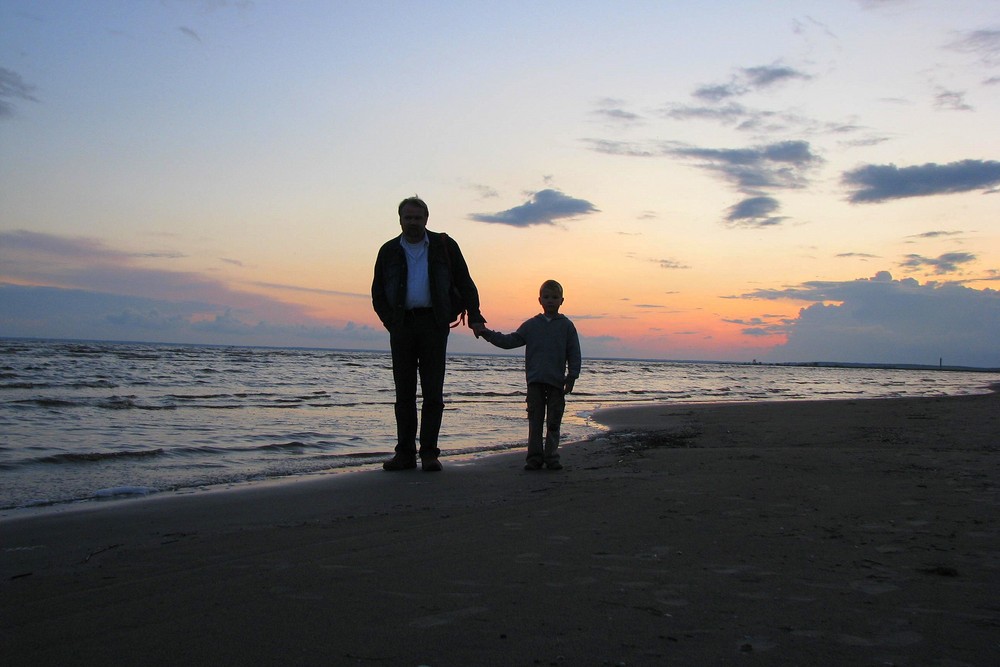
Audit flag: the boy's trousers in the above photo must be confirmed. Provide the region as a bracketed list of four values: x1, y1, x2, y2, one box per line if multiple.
[526, 382, 565, 465]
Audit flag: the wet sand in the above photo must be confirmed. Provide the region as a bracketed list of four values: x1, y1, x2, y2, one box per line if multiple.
[2, 389, 998, 666]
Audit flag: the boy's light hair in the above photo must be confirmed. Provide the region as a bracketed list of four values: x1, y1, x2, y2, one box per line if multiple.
[540, 279, 563, 297]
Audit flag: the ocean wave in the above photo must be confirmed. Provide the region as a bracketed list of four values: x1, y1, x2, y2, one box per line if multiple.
[257, 441, 331, 452]
[1, 380, 118, 390]
[93, 486, 159, 498]
[94, 396, 176, 410]
[13, 397, 76, 407]
[35, 448, 165, 464]
[167, 392, 239, 400]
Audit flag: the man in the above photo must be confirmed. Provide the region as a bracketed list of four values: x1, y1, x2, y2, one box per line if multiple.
[372, 196, 486, 471]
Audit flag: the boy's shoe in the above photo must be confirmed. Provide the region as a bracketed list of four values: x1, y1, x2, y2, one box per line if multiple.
[545, 461, 563, 471]
[523, 460, 543, 471]
[421, 457, 443, 472]
[383, 455, 417, 471]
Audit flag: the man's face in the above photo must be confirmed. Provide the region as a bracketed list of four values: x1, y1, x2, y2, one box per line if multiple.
[399, 203, 428, 242]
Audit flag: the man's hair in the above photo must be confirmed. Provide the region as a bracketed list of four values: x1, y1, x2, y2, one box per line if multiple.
[398, 196, 429, 216]
[540, 279, 563, 297]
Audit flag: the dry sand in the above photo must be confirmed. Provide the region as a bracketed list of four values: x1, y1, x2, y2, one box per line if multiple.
[2, 389, 998, 666]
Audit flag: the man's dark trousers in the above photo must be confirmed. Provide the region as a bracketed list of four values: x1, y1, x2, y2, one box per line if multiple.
[389, 308, 449, 461]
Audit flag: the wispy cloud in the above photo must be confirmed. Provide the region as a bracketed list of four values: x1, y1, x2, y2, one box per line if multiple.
[0, 67, 38, 118]
[178, 26, 202, 43]
[0, 228, 380, 349]
[585, 138, 822, 228]
[590, 139, 823, 193]
[907, 230, 965, 239]
[946, 28, 1000, 67]
[934, 88, 973, 111]
[469, 189, 599, 227]
[693, 63, 811, 102]
[592, 98, 645, 127]
[0, 230, 346, 326]
[655, 258, 691, 270]
[0, 283, 380, 348]
[668, 140, 823, 193]
[842, 159, 1000, 203]
[249, 281, 368, 298]
[463, 182, 500, 199]
[900, 252, 977, 274]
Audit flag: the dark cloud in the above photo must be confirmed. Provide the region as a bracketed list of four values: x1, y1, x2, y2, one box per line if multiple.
[590, 99, 646, 127]
[584, 138, 821, 227]
[469, 189, 599, 227]
[908, 230, 964, 239]
[741, 271, 1000, 367]
[0, 67, 39, 117]
[725, 196, 785, 228]
[593, 107, 644, 125]
[692, 83, 739, 103]
[843, 160, 1000, 203]
[669, 140, 822, 193]
[723, 315, 791, 338]
[693, 63, 811, 102]
[743, 64, 810, 89]
[900, 252, 977, 274]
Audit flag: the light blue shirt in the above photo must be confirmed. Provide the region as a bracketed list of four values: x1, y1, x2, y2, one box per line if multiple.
[400, 234, 431, 309]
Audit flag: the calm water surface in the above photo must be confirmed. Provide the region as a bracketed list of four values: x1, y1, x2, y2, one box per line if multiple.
[2, 339, 997, 510]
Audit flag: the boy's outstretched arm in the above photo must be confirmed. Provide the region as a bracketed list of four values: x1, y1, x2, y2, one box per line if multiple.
[479, 329, 526, 350]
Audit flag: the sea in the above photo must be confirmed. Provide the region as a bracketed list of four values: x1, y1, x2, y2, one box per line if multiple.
[2, 338, 998, 512]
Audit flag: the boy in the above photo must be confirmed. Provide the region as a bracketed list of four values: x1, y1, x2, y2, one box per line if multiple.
[480, 280, 582, 470]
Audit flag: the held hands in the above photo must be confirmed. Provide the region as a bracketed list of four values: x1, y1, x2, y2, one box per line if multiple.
[564, 378, 575, 395]
[470, 322, 488, 338]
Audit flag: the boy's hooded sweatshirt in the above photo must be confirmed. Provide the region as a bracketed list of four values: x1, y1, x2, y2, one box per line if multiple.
[483, 313, 581, 389]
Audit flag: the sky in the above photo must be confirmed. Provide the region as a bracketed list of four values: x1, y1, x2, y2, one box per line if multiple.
[1, 0, 999, 368]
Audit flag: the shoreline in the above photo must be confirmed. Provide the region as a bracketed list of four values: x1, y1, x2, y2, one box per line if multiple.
[3, 390, 998, 665]
[5, 383, 998, 519]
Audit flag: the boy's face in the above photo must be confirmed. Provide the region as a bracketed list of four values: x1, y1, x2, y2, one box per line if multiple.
[538, 288, 564, 315]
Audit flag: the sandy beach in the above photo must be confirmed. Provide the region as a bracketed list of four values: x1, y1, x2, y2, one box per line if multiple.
[3, 389, 998, 666]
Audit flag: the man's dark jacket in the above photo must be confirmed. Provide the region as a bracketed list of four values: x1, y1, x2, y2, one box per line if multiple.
[372, 230, 485, 330]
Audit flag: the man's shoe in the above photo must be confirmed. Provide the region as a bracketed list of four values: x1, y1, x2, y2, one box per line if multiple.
[421, 457, 443, 472]
[545, 461, 563, 471]
[523, 460, 542, 471]
[383, 455, 417, 471]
